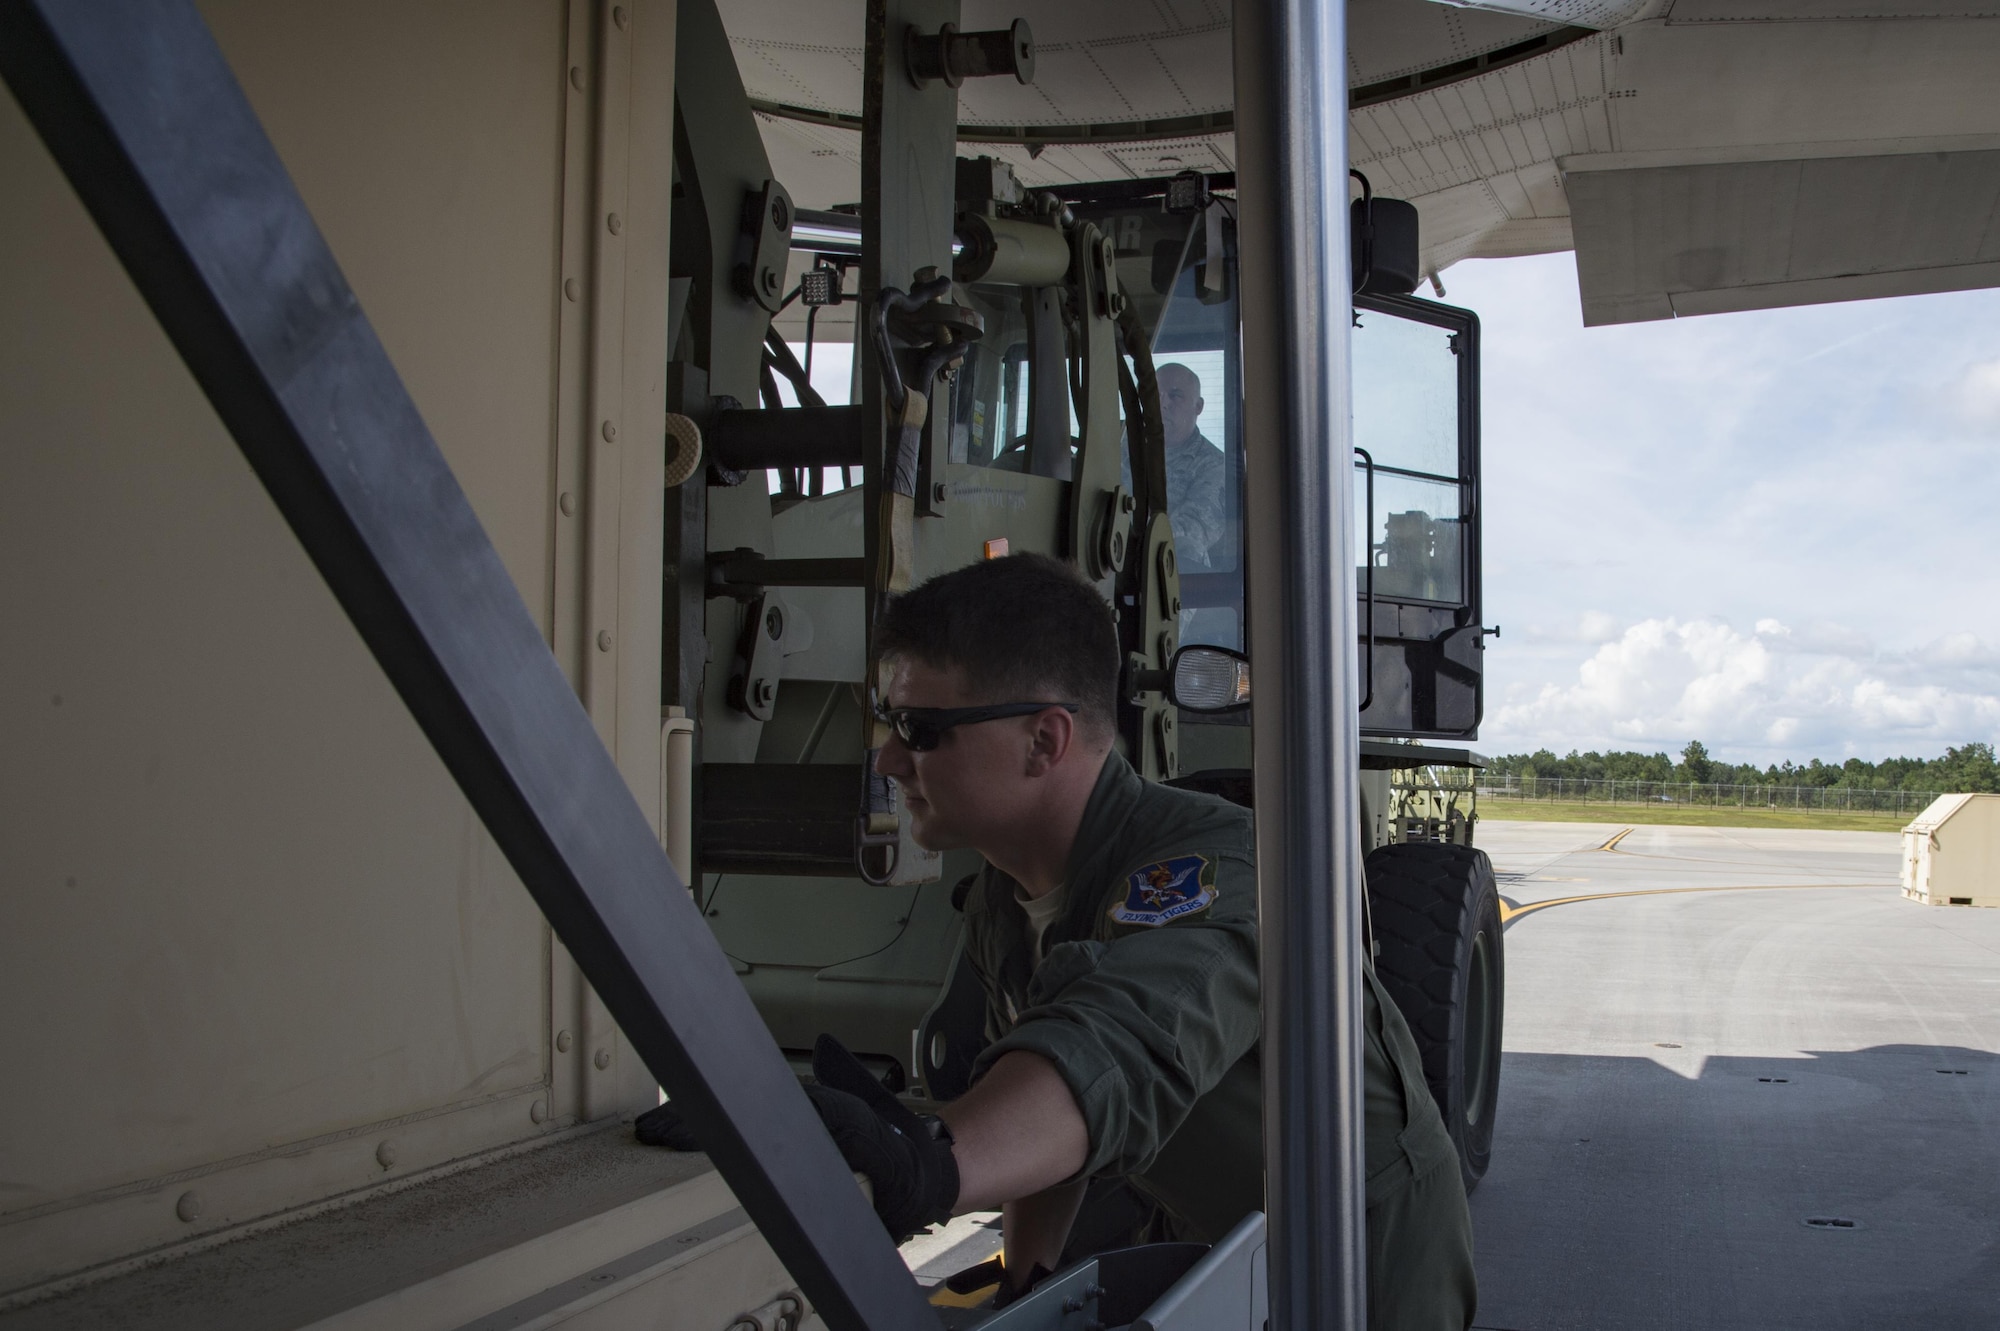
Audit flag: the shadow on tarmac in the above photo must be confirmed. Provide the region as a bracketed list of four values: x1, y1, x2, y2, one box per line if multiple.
[1469, 1044, 2000, 1331]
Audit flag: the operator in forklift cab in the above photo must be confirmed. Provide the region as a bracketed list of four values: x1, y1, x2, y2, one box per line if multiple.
[859, 554, 1476, 1327]
[1154, 363, 1228, 573]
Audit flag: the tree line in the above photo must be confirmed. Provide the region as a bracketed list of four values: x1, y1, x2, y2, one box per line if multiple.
[1485, 741, 2000, 794]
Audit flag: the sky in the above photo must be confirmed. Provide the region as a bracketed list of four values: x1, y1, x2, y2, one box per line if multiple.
[1437, 253, 2000, 766]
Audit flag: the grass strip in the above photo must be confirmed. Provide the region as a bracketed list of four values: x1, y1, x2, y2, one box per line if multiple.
[1477, 798, 1910, 832]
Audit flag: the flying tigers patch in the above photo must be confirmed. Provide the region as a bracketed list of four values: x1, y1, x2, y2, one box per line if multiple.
[1108, 854, 1217, 927]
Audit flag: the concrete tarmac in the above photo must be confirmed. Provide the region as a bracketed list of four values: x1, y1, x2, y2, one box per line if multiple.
[1469, 820, 2000, 1330]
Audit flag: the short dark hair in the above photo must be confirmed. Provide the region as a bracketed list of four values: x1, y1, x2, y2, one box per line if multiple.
[877, 553, 1120, 740]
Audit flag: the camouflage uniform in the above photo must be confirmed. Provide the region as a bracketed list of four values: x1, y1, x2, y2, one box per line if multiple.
[1164, 428, 1229, 572]
[1124, 428, 1231, 572]
[961, 750, 1477, 1330]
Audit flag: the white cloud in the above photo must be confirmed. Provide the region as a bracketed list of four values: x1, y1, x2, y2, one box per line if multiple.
[1920, 631, 2000, 671]
[1957, 359, 2000, 430]
[1486, 617, 2000, 761]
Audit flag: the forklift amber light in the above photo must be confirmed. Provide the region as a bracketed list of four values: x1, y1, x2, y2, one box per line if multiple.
[1168, 645, 1251, 713]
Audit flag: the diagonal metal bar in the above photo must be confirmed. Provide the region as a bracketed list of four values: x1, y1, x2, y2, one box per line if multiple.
[0, 4, 935, 1328]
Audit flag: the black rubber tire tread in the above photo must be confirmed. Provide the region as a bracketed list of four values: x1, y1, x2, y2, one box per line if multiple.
[1364, 841, 1505, 1193]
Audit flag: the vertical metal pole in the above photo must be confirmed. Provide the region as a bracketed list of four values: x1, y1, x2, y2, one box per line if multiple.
[1234, 0, 1364, 1328]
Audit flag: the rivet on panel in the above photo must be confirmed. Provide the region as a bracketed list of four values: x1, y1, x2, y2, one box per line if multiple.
[556, 1029, 573, 1053]
[606, 213, 623, 235]
[602, 419, 618, 442]
[564, 277, 580, 302]
[597, 630, 615, 652]
[559, 491, 577, 517]
[569, 65, 584, 91]
[613, 5, 629, 30]
[175, 1191, 202, 1222]
[530, 1098, 550, 1123]
[376, 1140, 398, 1170]
[594, 1048, 612, 1070]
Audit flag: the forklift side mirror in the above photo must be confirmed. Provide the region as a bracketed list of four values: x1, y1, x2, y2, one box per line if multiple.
[1351, 195, 1420, 296]
[1169, 644, 1252, 712]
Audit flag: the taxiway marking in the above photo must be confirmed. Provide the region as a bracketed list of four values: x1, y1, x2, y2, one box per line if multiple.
[1498, 881, 1888, 926]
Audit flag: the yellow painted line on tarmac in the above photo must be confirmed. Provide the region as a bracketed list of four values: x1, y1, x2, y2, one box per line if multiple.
[925, 1246, 1004, 1308]
[1598, 826, 1635, 851]
[1498, 881, 1890, 926]
[930, 1282, 1001, 1309]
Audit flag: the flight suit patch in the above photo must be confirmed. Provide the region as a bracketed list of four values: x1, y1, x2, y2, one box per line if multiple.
[1109, 854, 1217, 927]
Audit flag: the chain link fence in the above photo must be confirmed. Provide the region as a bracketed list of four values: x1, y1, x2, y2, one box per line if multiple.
[1475, 774, 1942, 818]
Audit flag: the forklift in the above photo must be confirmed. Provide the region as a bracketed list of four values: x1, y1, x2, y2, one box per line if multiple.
[680, 122, 1504, 1181]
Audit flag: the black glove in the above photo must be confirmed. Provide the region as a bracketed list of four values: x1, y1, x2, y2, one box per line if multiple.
[633, 1099, 702, 1150]
[806, 1033, 961, 1243]
[633, 1034, 960, 1244]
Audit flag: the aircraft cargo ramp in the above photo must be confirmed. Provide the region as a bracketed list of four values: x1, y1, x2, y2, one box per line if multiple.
[1470, 822, 2000, 1330]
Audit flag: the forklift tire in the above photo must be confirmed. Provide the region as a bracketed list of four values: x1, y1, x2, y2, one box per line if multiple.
[1364, 842, 1504, 1194]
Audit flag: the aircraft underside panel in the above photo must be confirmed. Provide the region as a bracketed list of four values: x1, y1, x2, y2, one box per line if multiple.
[1569, 149, 2000, 325]
[745, 3, 2000, 322]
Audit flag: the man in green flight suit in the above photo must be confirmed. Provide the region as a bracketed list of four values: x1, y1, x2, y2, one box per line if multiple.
[640, 552, 1475, 1327]
[873, 553, 1475, 1327]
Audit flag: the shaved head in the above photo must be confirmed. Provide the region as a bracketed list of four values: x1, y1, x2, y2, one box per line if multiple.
[1156, 362, 1204, 448]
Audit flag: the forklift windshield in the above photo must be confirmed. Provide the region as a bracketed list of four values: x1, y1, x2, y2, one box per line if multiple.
[1069, 197, 1246, 651]
[1065, 187, 1484, 740]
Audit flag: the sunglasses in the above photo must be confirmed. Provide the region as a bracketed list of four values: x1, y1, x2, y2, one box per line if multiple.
[877, 701, 1080, 752]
